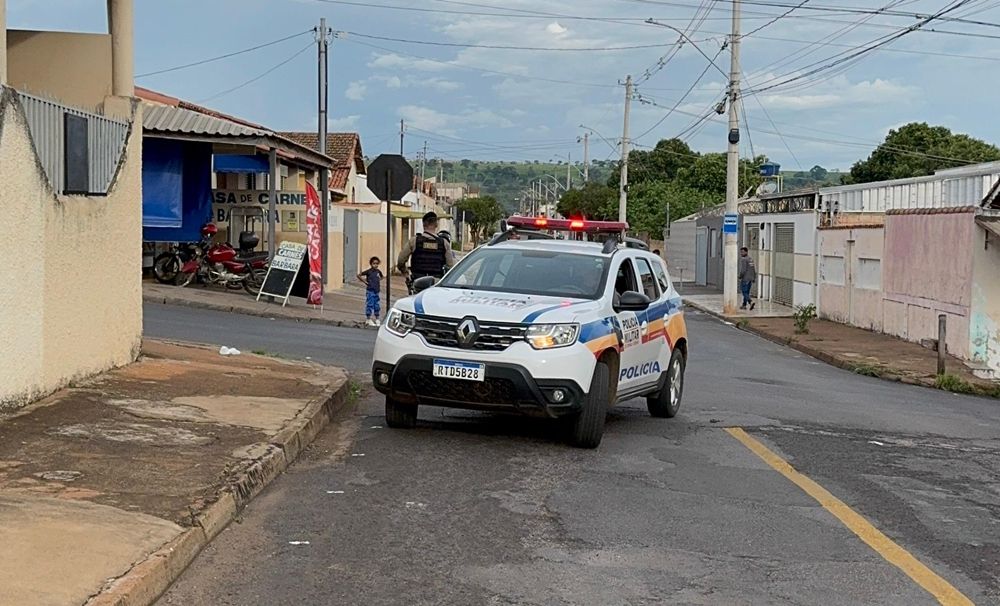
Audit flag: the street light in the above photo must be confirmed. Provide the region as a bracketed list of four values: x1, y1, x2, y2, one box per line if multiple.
[550, 154, 574, 190]
[578, 124, 619, 153]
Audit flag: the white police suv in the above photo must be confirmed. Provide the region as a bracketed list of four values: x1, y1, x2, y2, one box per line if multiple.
[371, 217, 689, 448]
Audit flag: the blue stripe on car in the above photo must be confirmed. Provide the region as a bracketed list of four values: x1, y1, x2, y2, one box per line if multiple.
[520, 300, 588, 324]
[413, 292, 426, 314]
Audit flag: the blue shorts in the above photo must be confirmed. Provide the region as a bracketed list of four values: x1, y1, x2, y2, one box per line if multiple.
[365, 290, 381, 318]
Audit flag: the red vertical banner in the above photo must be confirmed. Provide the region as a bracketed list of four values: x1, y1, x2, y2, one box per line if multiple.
[305, 181, 324, 306]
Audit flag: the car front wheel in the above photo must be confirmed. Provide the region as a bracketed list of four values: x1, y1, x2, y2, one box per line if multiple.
[385, 396, 417, 429]
[568, 360, 610, 448]
[647, 349, 685, 418]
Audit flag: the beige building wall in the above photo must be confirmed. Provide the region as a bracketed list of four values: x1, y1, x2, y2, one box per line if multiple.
[7, 31, 112, 111]
[359, 211, 389, 278]
[817, 227, 884, 332]
[326, 206, 345, 289]
[0, 91, 141, 409]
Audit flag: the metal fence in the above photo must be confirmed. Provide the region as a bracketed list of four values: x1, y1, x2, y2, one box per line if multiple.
[16, 91, 129, 195]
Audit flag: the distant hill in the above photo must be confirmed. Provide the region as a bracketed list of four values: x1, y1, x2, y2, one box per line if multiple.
[410, 159, 844, 208]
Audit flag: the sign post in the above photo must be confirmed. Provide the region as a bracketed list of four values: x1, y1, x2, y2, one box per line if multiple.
[257, 241, 308, 307]
[723, 213, 738, 235]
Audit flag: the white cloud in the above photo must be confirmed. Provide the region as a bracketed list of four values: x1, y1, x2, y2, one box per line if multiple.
[398, 104, 513, 134]
[345, 81, 367, 101]
[546, 22, 567, 35]
[368, 52, 449, 73]
[328, 115, 360, 130]
[757, 78, 917, 111]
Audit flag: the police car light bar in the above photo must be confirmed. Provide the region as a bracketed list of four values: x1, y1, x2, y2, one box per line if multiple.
[506, 216, 629, 234]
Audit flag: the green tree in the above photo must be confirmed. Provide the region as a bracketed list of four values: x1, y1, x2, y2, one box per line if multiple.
[849, 122, 1000, 183]
[601, 181, 719, 235]
[675, 153, 765, 197]
[608, 138, 697, 189]
[809, 165, 828, 181]
[557, 182, 617, 219]
[457, 196, 504, 246]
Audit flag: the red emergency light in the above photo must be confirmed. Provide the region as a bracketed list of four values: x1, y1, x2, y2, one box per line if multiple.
[506, 216, 628, 234]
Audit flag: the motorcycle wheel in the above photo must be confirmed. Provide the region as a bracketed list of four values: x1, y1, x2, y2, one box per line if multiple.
[153, 253, 181, 285]
[243, 267, 265, 296]
[175, 268, 198, 287]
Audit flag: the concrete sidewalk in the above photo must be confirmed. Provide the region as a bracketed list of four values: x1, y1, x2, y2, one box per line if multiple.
[0, 340, 349, 606]
[143, 280, 410, 328]
[684, 297, 999, 398]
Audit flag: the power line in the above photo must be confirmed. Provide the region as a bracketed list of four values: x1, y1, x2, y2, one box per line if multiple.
[197, 43, 314, 103]
[746, 0, 978, 96]
[636, 0, 714, 85]
[338, 30, 679, 52]
[633, 44, 725, 141]
[741, 0, 812, 38]
[137, 30, 313, 78]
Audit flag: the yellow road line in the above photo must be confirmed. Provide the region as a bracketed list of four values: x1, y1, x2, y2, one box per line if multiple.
[725, 427, 974, 606]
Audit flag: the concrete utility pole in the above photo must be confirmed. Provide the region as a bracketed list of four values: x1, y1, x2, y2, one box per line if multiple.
[420, 140, 427, 210]
[579, 133, 590, 182]
[619, 75, 632, 225]
[566, 153, 572, 191]
[723, 0, 741, 314]
[399, 119, 404, 155]
[317, 17, 331, 283]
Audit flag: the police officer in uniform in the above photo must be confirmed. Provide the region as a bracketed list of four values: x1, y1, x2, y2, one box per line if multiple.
[397, 211, 456, 282]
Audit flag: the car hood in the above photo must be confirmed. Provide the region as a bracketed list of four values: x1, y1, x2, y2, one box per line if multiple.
[399, 287, 602, 324]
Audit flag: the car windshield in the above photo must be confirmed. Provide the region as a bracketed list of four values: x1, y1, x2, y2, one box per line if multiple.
[438, 248, 609, 299]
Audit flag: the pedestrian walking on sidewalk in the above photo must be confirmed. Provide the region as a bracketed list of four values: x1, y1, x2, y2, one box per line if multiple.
[359, 257, 384, 327]
[738, 247, 757, 310]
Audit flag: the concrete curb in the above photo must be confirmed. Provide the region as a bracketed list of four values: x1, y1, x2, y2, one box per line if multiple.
[682, 297, 939, 391]
[84, 371, 352, 606]
[142, 291, 369, 329]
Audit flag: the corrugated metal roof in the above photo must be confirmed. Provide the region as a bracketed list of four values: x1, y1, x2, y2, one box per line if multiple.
[142, 103, 270, 139]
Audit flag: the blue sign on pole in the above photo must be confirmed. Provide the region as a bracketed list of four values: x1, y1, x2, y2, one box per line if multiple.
[723, 213, 738, 234]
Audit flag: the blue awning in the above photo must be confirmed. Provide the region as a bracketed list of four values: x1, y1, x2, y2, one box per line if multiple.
[214, 154, 270, 174]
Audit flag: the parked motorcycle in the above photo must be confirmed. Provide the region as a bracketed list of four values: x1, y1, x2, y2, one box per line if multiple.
[152, 241, 202, 285]
[176, 224, 269, 296]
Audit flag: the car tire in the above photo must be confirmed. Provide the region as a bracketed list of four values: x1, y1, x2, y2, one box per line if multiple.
[385, 396, 417, 429]
[568, 360, 610, 449]
[647, 349, 685, 418]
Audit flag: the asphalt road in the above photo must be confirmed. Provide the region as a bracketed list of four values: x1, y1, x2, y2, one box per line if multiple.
[146, 304, 1000, 605]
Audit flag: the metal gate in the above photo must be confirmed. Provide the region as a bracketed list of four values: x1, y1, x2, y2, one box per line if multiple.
[744, 224, 760, 297]
[343, 209, 359, 283]
[695, 227, 708, 286]
[773, 223, 795, 306]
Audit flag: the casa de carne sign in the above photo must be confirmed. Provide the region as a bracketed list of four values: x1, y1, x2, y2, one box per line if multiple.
[213, 190, 308, 206]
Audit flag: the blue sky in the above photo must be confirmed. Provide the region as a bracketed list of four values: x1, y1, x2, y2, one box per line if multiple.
[11, 0, 1000, 171]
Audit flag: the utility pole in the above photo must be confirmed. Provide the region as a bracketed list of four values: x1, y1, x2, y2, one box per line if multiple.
[566, 152, 571, 191]
[399, 119, 405, 155]
[420, 140, 427, 211]
[723, 0, 741, 314]
[618, 75, 632, 225]
[579, 133, 590, 182]
[317, 17, 330, 284]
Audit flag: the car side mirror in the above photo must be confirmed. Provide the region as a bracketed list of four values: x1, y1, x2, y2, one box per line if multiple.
[615, 290, 650, 312]
[412, 276, 436, 293]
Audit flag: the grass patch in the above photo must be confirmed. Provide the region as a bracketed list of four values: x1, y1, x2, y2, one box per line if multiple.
[251, 349, 282, 358]
[736, 318, 750, 330]
[848, 362, 884, 378]
[936, 373, 977, 395]
[347, 380, 363, 403]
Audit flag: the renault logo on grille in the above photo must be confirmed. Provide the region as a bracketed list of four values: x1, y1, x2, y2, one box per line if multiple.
[456, 317, 479, 347]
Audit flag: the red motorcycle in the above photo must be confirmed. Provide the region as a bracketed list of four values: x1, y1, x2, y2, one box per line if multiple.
[177, 224, 269, 296]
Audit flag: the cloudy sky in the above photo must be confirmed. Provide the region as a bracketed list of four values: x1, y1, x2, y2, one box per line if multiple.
[12, 0, 1000, 170]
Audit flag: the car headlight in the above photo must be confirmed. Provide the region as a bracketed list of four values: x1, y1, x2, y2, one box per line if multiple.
[385, 308, 415, 337]
[526, 323, 580, 349]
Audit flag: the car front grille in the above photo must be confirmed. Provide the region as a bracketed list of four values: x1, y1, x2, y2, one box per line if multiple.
[407, 371, 519, 406]
[412, 315, 528, 352]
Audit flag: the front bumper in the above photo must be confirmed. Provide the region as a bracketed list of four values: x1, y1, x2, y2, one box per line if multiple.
[372, 355, 585, 418]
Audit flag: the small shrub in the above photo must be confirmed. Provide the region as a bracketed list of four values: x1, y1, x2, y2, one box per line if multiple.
[792, 304, 817, 335]
[849, 363, 884, 378]
[736, 318, 750, 330]
[936, 374, 976, 395]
